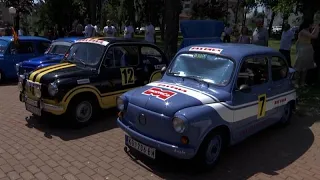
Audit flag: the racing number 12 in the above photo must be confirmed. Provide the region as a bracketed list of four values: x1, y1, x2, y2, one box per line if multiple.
[121, 67, 135, 85]
[257, 94, 266, 119]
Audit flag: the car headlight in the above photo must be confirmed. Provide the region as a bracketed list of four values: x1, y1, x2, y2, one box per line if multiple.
[48, 82, 58, 96]
[117, 97, 127, 111]
[172, 117, 186, 133]
[34, 86, 41, 98]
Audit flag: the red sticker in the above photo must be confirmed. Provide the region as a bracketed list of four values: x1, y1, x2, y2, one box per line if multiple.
[142, 87, 177, 101]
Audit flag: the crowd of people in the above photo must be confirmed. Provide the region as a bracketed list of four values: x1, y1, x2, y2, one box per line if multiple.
[223, 18, 320, 88]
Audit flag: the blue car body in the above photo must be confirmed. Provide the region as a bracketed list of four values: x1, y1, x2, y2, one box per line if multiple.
[0, 36, 51, 81]
[117, 43, 297, 164]
[17, 37, 84, 75]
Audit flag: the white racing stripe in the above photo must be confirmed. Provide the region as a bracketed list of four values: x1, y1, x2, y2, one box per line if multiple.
[146, 82, 215, 104]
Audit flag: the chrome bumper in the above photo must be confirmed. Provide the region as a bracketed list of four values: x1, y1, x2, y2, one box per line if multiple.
[20, 93, 64, 113]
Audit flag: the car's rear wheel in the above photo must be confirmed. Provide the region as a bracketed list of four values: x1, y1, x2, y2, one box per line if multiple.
[194, 131, 225, 170]
[68, 97, 97, 128]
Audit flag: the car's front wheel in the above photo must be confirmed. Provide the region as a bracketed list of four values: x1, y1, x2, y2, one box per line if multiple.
[194, 131, 225, 170]
[68, 97, 97, 128]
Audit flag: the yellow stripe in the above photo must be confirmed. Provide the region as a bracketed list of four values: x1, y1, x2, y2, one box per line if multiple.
[29, 63, 70, 81]
[35, 64, 76, 82]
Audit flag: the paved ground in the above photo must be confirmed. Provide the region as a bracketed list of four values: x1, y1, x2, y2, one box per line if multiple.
[0, 82, 320, 180]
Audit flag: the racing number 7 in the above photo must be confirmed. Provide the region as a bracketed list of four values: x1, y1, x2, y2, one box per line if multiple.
[257, 94, 267, 119]
[120, 67, 135, 85]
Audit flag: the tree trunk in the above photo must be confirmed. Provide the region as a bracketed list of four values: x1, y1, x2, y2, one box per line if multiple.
[234, 0, 240, 24]
[164, 0, 181, 61]
[268, 11, 276, 36]
[160, 9, 165, 41]
[90, 0, 97, 24]
[14, 14, 20, 32]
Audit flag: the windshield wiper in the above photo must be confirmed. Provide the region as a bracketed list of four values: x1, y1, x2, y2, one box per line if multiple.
[183, 75, 209, 86]
[167, 72, 180, 75]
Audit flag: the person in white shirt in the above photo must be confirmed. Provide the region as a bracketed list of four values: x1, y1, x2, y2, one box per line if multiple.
[84, 18, 96, 38]
[18, 28, 24, 36]
[279, 23, 295, 67]
[223, 24, 232, 42]
[252, 18, 269, 46]
[145, 21, 155, 43]
[124, 21, 134, 39]
[103, 20, 117, 37]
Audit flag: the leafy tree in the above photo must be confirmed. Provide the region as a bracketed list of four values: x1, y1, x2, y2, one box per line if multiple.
[192, 0, 227, 20]
[4, 0, 34, 30]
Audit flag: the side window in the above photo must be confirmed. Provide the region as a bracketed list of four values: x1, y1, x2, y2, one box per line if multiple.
[15, 42, 35, 54]
[237, 56, 269, 88]
[271, 56, 288, 81]
[140, 46, 163, 64]
[105, 46, 139, 67]
[37, 41, 51, 54]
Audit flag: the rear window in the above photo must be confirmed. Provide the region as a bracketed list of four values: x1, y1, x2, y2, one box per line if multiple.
[46, 41, 72, 55]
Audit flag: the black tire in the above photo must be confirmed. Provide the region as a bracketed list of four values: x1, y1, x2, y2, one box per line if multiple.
[193, 130, 226, 171]
[67, 97, 98, 128]
[278, 102, 293, 127]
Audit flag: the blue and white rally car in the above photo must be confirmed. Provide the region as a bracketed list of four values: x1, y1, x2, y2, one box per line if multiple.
[116, 43, 297, 168]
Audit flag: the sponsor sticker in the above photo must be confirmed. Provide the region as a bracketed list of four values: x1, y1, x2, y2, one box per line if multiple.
[189, 46, 223, 54]
[274, 98, 286, 105]
[76, 38, 109, 46]
[142, 87, 177, 101]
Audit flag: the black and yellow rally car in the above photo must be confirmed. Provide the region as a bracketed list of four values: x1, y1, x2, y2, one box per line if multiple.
[18, 37, 168, 126]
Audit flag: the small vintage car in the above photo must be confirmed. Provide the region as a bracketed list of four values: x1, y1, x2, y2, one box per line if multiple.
[16, 37, 84, 75]
[18, 37, 168, 126]
[117, 44, 297, 168]
[0, 36, 51, 82]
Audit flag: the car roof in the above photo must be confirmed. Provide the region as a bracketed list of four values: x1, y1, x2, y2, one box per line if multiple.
[0, 36, 50, 42]
[54, 37, 84, 43]
[180, 43, 281, 61]
[74, 37, 155, 47]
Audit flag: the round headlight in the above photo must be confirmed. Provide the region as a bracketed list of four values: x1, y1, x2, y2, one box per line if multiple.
[172, 117, 186, 133]
[117, 97, 125, 111]
[48, 82, 58, 96]
[34, 87, 41, 98]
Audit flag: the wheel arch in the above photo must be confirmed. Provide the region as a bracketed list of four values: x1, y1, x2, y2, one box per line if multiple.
[62, 87, 103, 109]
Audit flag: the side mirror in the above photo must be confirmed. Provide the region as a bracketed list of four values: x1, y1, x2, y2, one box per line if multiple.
[10, 49, 16, 55]
[238, 84, 251, 93]
[161, 66, 166, 76]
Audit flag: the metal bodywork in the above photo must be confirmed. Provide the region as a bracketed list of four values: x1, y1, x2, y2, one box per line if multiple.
[117, 43, 297, 160]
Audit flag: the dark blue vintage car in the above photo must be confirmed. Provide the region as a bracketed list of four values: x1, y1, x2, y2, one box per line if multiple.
[117, 43, 297, 169]
[0, 36, 51, 82]
[16, 37, 84, 75]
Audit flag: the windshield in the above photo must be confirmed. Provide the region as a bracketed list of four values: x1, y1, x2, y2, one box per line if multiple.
[168, 53, 234, 86]
[0, 40, 9, 54]
[64, 43, 105, 66]
[46, 42, 72, 55]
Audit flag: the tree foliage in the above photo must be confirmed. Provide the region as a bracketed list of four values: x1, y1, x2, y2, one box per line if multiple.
[4, 0, 34, 14]
[192, 0, 227, 20]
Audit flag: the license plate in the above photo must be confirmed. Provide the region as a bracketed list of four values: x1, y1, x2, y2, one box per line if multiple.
[25, 103, 41, 116]
[25, 98, 38, 107]
[125, 135, 156, 159]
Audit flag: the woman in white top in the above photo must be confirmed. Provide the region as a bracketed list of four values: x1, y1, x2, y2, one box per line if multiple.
[84, 18, 96, 38]
[294, 20, 319, 87]
[124, 21, 134, 39]
[145, 22, 155, 43]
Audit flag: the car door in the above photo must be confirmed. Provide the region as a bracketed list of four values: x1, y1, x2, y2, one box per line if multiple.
[269, 56, 290, 118]
[232, 56, 273, 141]
[6, 41, 36, 77]
[98, 44, 140, 107]
[139, 45, 168, 84]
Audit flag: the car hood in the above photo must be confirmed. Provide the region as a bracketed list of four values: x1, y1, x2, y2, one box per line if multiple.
[27, 63, 97, 84]
[126, 81, 230, 117]
[21, 54, 64, 68]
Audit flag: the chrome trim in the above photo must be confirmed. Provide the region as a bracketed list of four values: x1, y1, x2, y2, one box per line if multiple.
[43, 103, 64, 112]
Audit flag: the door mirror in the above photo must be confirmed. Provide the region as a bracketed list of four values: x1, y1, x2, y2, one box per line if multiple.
[238, 84, 251, 93]
[161, 66, 166, 75]
[10, 49, 17, 55]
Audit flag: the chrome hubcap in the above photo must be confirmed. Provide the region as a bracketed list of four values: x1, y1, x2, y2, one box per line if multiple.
[205, 135, 222, 165]
[75, 101, 92, 123]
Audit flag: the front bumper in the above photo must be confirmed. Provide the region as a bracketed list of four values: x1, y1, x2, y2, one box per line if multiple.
[19, 93, 65, 115]
[117, 118, 196, 159]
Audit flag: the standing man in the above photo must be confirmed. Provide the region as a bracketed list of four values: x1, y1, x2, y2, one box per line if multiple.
[312, 24, 320, 85]
[103, 20, 117, 37]
[223, 23, 232, 43]
[84, 18, 96, 38]
[252, 18, 269, 46]
[124, 21, 134, 39]
[145, 21, 155, 43]
[279, 23, 295, 67]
